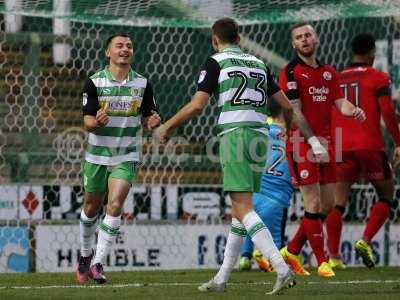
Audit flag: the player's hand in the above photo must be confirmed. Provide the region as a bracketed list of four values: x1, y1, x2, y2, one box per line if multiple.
[308, 136, 329, 163]
[393, 146, 400, 169]
[153, 124, 169, 144]
[95, 103, 109, 127]
[147, 110, 161, 130]
[353, 107, 366, 122]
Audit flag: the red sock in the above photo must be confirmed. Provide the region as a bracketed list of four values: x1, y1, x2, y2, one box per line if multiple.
[363, 201, 390, 242]
[302, 213, 327, 266]
[326, 206, 344, 258]
[287, 221, 307, 255]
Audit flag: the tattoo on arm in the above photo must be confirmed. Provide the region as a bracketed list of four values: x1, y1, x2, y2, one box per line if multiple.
[291, 99, 315, 140]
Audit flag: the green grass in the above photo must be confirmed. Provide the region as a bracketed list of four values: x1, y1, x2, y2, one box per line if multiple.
[1, 267, 400, 300]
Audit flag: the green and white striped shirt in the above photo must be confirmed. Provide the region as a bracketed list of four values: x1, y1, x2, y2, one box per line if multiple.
[82, 66, 157, 166]
[197, 46, 280, 135]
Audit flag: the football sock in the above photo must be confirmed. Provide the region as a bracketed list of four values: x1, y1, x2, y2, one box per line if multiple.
[363, 200, 390, 242]
[214, 218, 245, 284]
[326, 205, 345, 258]
[242, 211, 288, 277]
[302, 212, 327, 266]
[79, 210, 98, 257]
[287, 220, 307, 255]
[92, 214, 121, 265]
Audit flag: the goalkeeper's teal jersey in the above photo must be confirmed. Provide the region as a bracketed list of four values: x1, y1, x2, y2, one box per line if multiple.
[259, 122, 293, 207]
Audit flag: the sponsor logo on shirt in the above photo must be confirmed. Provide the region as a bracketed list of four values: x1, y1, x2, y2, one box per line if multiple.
[100, 100, 139, 114]
[323, 71, 332, 80]
[198, 70, 206, 83]
[301, 73, 309, 79]
[102, 88, 111, 94]
[308, 86, 330, 102]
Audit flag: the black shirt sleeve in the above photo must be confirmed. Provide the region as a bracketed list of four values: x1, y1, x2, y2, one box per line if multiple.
[197, 57, 220, 95]
[139, 81, 158, 117]
[82, 78, 99, 116]
[266, 68, 281, 97]
[283, 60, 300, 101]
[377, 86, 391, 98]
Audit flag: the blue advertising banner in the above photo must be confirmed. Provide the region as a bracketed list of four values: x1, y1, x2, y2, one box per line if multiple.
[0, 226, 30, 272]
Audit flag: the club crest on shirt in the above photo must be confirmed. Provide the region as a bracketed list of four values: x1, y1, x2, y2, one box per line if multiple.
[82, 93, 88, 106]
[300, 169, 309, 179]
[131, 88, 140, 96]
[198, 70, 206, 83]
[323, 71, 332, 80]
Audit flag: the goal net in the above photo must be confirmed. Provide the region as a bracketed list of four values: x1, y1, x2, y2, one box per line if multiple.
[1, 0, 400, 272]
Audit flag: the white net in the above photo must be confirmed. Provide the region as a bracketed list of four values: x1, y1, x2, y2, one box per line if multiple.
[1, 0, 400, 272]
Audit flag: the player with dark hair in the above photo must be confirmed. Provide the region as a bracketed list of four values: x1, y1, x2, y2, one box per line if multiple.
[76, 34, 161, 284]
[278, 23, 366, 277]
[156, 17, 296, 295]
[326, 33, 400, 269]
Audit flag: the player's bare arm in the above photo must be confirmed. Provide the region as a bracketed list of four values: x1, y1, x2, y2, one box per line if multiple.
[288, 98, 328, 160]
[379, 96, 400, 168]
[334, 98, 366, 122]
[84, 105, 109, 132]
[156, 91, 210, 143]
[270, 90, 293, 129]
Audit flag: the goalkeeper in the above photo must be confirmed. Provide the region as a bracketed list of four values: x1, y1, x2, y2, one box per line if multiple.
[239, 99, 294, 272]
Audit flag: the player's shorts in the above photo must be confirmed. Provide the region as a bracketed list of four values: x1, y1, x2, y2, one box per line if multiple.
[241, 194, 288, 254]
[336, 150, 392, 182]
[287, 142, 336, 186]
[219, 128, 268, 192]
[83, 160, 137, 193]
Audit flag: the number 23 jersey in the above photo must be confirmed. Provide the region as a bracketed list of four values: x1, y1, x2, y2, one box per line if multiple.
[197, 46, 281, 135]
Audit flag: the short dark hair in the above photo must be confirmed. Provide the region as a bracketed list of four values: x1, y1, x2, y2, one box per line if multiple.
[105, 33, 131, 49]
[351, 33, 375, 55]
[212, 18, 239, 44]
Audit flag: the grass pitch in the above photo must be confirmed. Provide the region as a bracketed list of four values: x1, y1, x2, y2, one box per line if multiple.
[0, 267, 400, 299]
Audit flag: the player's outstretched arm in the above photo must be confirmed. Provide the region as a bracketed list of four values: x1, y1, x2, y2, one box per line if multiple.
[155, 91, 209, 143]
[334, 98, 366, 122]
[270, 90, 293, 129]
[379, 96, 400, 146]
[271, 90, 327, 159]
[378, 95, 400, 169]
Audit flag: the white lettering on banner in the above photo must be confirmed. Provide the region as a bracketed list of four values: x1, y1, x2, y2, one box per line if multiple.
[308, 86, 329, 102]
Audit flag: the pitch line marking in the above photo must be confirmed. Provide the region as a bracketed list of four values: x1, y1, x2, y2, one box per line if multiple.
[1, 279, 400, 290]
